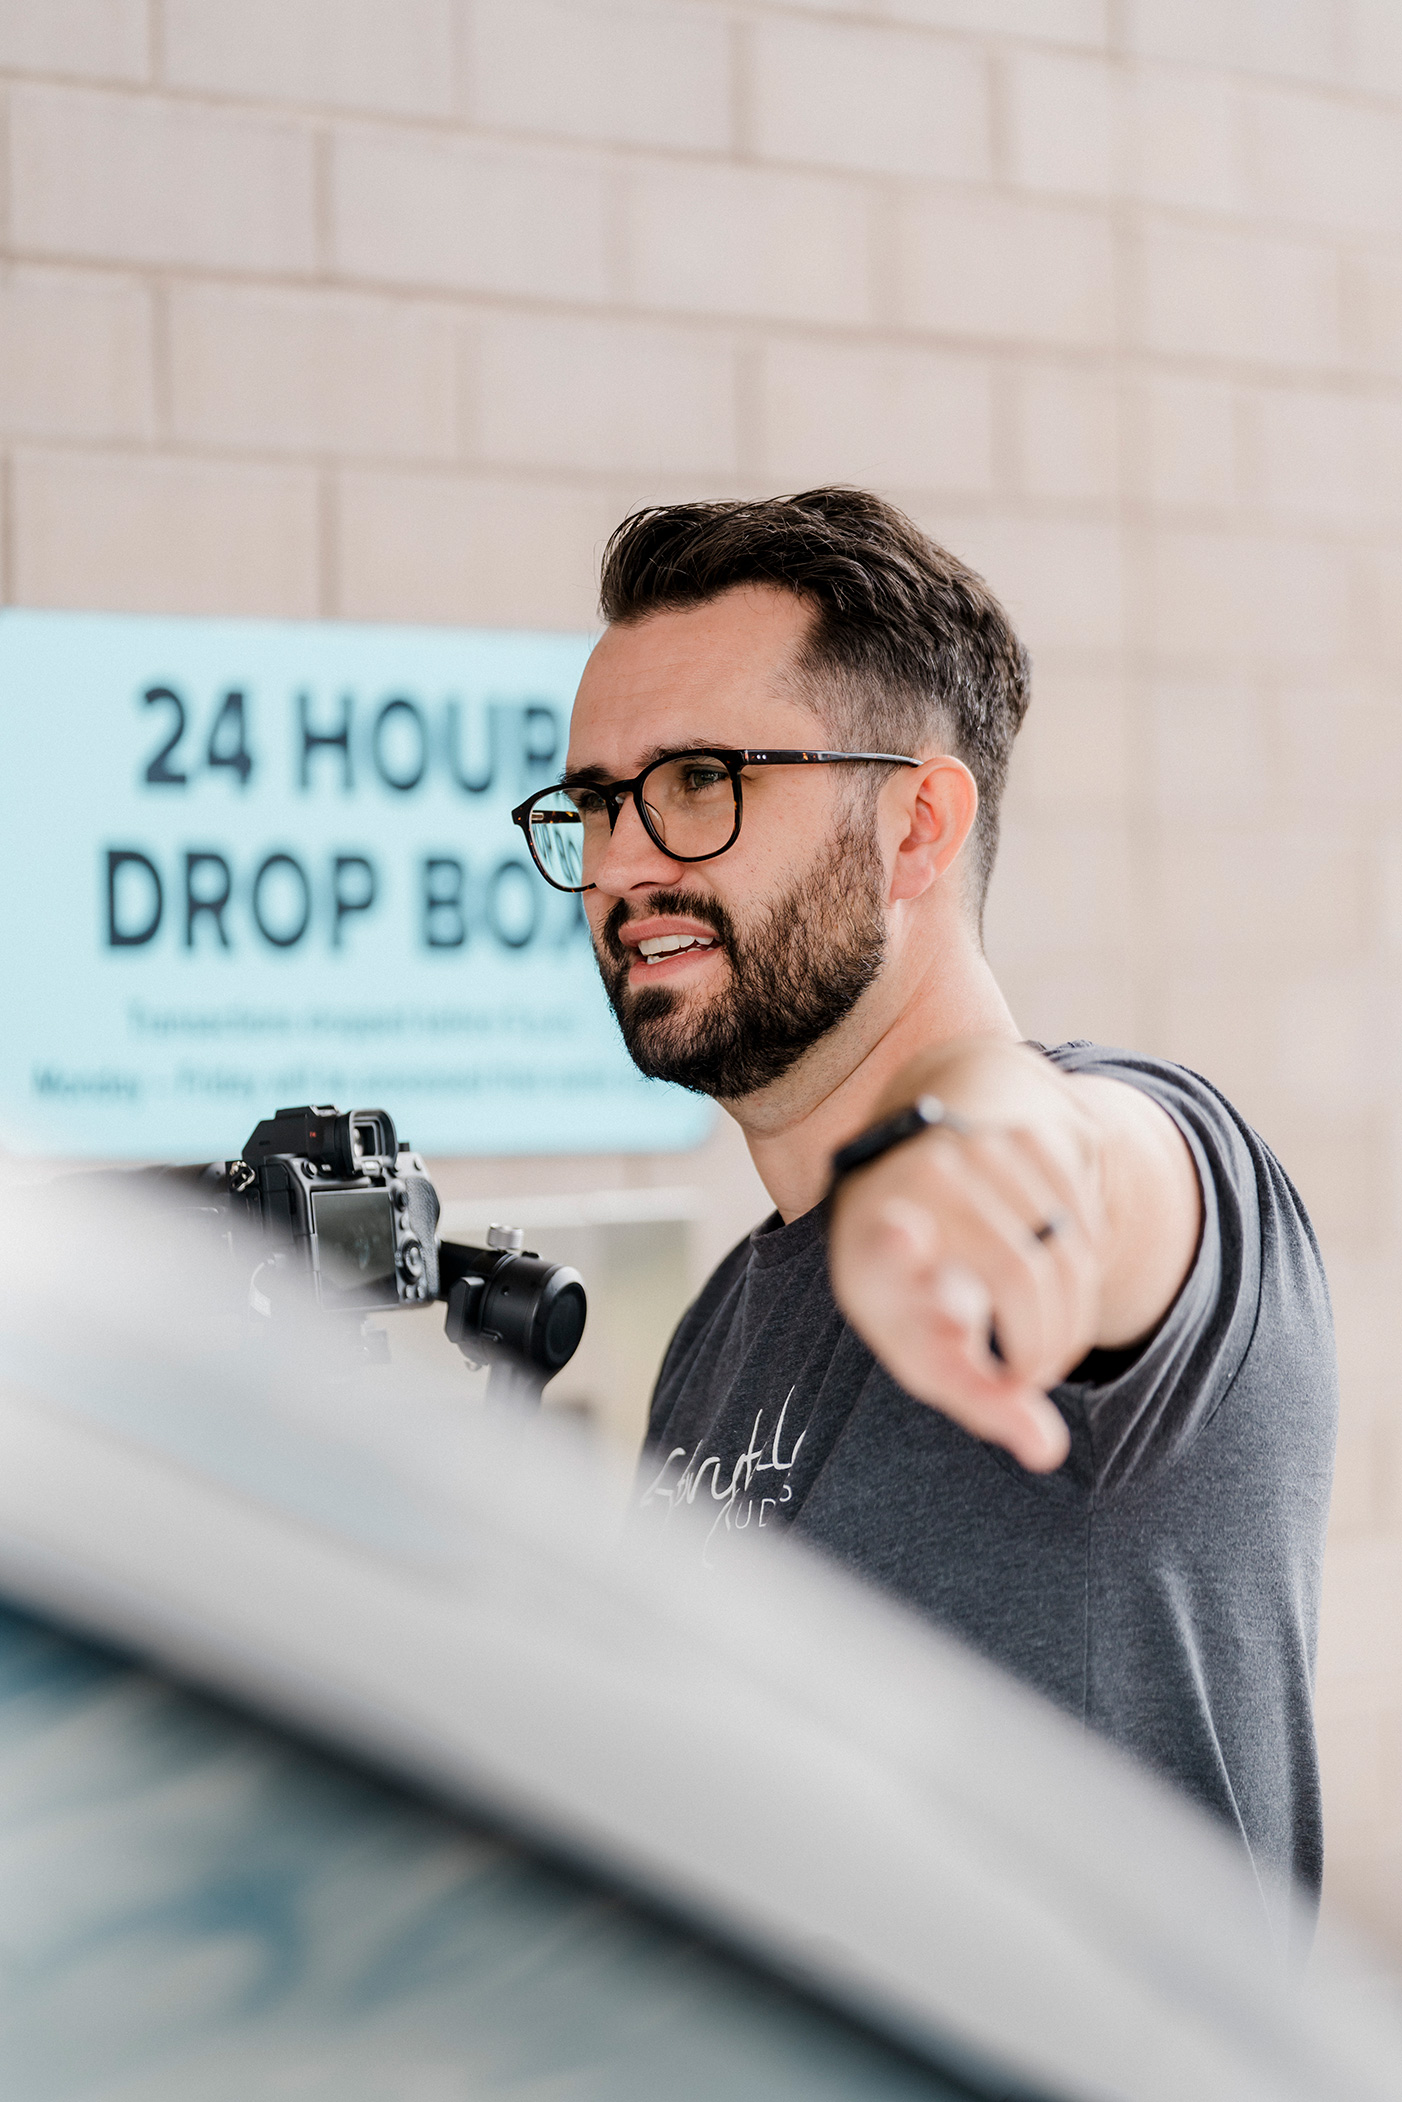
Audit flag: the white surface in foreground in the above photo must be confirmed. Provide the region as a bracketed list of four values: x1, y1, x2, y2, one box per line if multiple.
[0, 1176, 1398, 2102]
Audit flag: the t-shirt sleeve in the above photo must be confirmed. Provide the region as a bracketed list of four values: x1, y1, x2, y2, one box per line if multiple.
[1044, 1043, 1325, 1499]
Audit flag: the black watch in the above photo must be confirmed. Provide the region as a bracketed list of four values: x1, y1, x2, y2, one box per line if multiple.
[829, 1094, 972, 1194]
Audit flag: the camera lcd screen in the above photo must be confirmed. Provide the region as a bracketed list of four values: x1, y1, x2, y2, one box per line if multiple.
[311, 1189, 398, 1309]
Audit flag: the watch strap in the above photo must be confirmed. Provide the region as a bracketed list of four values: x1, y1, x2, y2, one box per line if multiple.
[829, 1094, 972, 1192]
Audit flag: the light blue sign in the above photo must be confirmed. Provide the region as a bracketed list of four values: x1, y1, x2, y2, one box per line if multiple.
[0, 610, 712, 1159]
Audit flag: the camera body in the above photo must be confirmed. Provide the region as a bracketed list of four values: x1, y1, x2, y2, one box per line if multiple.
[228, 1104, 440, 1315]
[211, 1103, 587, 1398]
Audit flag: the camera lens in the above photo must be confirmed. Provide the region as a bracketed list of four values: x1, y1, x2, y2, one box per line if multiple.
[477, 1253, 586, 1373]
[542, 1281, 586, 1368]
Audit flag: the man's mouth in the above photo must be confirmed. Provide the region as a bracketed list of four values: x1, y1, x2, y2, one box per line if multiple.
[602, 894, 735, 990]
[635, 933, 718, 964]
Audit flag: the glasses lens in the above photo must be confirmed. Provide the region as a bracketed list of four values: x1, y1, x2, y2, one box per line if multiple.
[525, 789, 588, 890]
[642, 755, 738, 860]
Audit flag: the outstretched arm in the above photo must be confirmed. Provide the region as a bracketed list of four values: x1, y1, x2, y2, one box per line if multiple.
[826, 1039, 1202, 1472]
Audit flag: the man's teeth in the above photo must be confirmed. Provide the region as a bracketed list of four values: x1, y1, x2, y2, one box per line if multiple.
[637, 933, 717, 959]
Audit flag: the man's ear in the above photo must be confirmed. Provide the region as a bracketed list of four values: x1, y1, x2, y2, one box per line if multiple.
[887, 757, 979, 904]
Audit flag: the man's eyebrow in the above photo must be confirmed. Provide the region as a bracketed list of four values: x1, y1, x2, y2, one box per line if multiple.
[558, 740, 731, 788]
[557, 762, 613, 789]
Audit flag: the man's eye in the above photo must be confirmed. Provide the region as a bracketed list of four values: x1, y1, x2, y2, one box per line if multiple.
[572, 788, 607, 818]
[680, 766, 727, 793]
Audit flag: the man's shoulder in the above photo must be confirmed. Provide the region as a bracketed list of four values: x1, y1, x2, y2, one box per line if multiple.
[654, 1227, 757, 1379]
[1038, 1038, 1222, 1100]
[1037, 1042, 1334, 1494]
[694, 1226, 759, 1308]
[1038, 1041, 1271, 1187]
[1038, 1038, 1331, 1350]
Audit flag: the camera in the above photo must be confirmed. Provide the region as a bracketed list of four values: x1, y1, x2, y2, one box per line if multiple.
[229, 1104, 442, 1314]
[145, 1103, 587, 1401]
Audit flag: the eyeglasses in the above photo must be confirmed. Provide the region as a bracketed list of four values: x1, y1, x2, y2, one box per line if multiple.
[511, 747, 919, 894]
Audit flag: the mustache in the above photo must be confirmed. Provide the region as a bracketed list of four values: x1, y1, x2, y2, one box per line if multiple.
[601, 890, 739, 969]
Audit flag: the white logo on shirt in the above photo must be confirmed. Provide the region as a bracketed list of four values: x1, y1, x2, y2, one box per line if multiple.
[640, 1386, 806, 1563]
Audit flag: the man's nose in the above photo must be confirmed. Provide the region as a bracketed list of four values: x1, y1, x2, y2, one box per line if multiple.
[590, 794, 683, 896]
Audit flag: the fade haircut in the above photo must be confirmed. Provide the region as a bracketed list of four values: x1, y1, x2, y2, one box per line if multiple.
[597, 487, 1031, 925]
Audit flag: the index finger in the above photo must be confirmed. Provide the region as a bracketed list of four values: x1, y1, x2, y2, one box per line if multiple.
[834, 1200, 1071, 1471]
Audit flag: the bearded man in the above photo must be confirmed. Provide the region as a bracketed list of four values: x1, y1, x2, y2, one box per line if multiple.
[511, 488, 1337, 1931]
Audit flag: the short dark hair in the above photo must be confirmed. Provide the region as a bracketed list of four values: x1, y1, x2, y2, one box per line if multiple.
[598, 487, 1030, 921]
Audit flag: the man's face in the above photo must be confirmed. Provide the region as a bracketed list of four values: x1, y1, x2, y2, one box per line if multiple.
[566, 587, 890, 1101]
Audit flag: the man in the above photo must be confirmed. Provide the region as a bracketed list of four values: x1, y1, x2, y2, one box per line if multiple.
[512, 488, 1337, 1929]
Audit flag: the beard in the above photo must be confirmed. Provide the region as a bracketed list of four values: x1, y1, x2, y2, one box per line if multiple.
[595, 814, 888, 1100]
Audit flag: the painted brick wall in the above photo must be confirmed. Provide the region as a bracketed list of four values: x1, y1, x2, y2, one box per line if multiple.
[3, 0, 1401, 1952]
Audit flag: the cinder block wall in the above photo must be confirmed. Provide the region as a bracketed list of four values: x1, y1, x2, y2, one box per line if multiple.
[4, 0, 1401, 1950]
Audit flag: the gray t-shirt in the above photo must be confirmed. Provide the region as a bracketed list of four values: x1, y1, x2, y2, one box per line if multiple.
[640, 1044, 1338, 1915]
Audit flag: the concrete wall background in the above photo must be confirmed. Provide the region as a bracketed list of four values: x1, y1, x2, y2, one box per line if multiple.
[3, 0, 1401, 1951]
